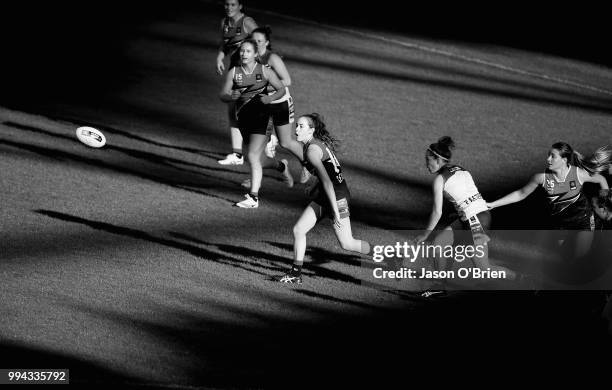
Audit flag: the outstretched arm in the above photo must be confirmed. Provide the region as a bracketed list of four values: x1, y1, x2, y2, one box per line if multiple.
[487, 173, 542, 210]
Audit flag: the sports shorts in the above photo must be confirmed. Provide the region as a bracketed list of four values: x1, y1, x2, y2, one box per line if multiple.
[268, 95, 295, 127]
[237, 98, 270, 136]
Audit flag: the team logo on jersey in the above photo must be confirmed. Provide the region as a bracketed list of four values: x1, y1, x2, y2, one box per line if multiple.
[235, 73, 243, 85]
[224, 24, 229, 34]
[255, 74, 262, 81]
[570, 181, 577, 190]
[545, 179, 555, 193]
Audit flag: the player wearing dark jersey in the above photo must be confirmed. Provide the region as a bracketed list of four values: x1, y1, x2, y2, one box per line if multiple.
[238, 27, 310, 190]
[220, 39, 293, 208]
[416, 137, 524, 297]
[488, 142, 611, 260]
[275, 113, 370, 284]
[252, 28, 304, 166]
[216, 0, 258, 166]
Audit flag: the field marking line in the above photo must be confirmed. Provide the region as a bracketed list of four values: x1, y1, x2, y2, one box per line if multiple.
[200, 0, 612, 97]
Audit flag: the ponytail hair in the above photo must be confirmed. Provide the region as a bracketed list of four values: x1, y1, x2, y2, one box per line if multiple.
[428, 136, 455, 161]
[552, 141, 612, 175]
[302, 113, 339, 151]
[251, 26, 273, 51]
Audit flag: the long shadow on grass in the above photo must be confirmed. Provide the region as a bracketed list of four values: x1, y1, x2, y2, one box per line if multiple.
[280, 33, 612, 107]
[0, 137, 239, 203]
[3, 121, 243, 178]
[45, 287, 437, 387]
[31, 210, 368, 286]
[34, 209, 280, 278]
[146, 26, 612, 111]
[59, 116, 224, 158]
[0, 340, 138, 386]
[4, 121, 548, 233]
[1, 129, 423, 231]
[262, 240, 364, 266]
[168, 231, 365, 285]
[143, 29, 612, 115]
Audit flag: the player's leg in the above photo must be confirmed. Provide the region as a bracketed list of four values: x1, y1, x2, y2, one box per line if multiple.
[271, 98, 310, 183]
[218, 102, 244, 165]
[247, 133, 268, 196]
[277, 203, 320, 284]
[332, 216, 370, 254]
[420, 226, 453, 297]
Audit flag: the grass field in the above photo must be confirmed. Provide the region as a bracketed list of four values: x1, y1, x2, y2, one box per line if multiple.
[1, 1, 612, 387]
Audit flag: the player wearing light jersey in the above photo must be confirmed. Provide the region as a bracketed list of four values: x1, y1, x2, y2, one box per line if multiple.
[275, 113, 370, 284]
[488, 141, 611, 260]
[220, 39, 294, 208]
[416, 137, 522, 297]
[216, 0, 258, 166]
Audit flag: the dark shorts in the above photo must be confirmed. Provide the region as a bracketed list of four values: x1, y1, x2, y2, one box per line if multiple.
[237, 98, 270, 136]
[268, 96, 295, 127]
[311, 197, 351, 220]
[309, 183, 351, 220]
[550, 209, 595, 231]
[449, 211, 491, 246]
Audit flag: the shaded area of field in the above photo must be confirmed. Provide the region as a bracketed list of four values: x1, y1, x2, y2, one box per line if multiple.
[1, 0, 612, 387]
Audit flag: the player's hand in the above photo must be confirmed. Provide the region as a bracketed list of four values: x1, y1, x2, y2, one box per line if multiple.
[486, 202, 494, 210]
[216, 60, 225, 75]
[230, 90, 241, 100]
[260, 95, 272, 104]
[412, 234, 428, 246]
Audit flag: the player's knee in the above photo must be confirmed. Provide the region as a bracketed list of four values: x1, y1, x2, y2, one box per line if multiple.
[293, 224, 306, 237]
[339, 238, 355, 251]
[247, 150, 260, 164]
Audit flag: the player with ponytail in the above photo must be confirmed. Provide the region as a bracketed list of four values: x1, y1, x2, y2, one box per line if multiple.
[416, 137, 523, 297]
[275, 113, 370, 284]
[488, 141, 611, 259]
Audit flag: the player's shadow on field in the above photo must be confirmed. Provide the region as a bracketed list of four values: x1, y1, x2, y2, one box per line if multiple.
[34, 209, 286, 278]
[168, 232, 365, 285]
[28, 210, 367, 287]
[263, 240, 364, 267]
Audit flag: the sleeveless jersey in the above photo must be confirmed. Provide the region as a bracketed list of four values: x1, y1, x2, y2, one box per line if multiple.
[542, 165, 589, 216]
[221, 15, 250, 54]
[439, 165, 488, 220]
[232, 63, 268, 105]
[257, 50, 291, 104]
[303, 139, 349, 200]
